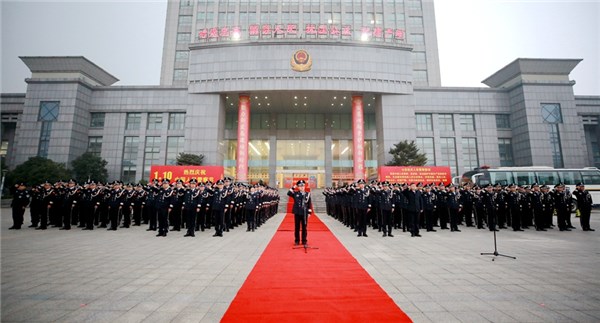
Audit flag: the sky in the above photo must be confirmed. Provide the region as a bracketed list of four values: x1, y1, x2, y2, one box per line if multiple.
[1, 0, 599, 95]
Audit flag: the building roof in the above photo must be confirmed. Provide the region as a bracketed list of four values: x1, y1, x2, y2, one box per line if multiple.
[482, 58, 582, 88]
[19, 56, 119, 86]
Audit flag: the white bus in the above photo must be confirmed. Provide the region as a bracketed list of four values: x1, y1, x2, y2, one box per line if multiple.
[458, 167, 600, 210]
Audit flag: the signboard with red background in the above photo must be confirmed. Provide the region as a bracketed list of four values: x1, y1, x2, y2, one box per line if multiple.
[378, 166, 452, 185]
[150, 166, 224, 183]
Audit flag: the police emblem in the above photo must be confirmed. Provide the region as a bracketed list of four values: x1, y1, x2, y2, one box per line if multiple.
[290, 49, 312, 72]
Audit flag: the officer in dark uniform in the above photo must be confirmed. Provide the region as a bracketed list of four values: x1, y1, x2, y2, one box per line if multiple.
[170, 179, 185, 231]
[37, 181, 55, 230]
[573, 183, 594, 231]
[541, 185, 554, 229]
[61, 179, 81, 230]
[507, 184, 523, 231]
[29, 184, 43, 228]
[81, 181, 101, 230]
[473, 185, 485, 229]
[107, 181, 125, 231]
[446, 184, 462, 232]
[403, 182, 423, 237]
[182, 178, 200, 237]
[481, 184, 497, 231]
[211, 179, 229, 237]
[287, 180, 313, 245]
[245, 185, 262, 232]
[132, 183, 146, 226]
[422, 184, 437, 232]
[435, 183, 448, 230]
[530, 184, 546, 231]
[352, 179, 371, 237]
[10, 182, 30, 230]
[459, 184, 474, 227]
[378, 181, 395, 237]
[196, 182, 211, 231]
[155, 179, 173, 237]
[145, 179, 159, 231]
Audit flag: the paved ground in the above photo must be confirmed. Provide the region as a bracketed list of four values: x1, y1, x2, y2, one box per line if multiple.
[1, 207, 599, 322]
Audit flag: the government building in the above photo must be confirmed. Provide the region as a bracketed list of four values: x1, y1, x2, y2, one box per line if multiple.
[2, 0, 599, 188]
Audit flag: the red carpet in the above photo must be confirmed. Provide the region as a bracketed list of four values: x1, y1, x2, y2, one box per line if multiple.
[221, 213, 412, 322]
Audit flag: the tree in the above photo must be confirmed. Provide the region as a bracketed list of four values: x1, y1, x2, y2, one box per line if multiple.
[6, 156, 71, 188]
[386, 140, 428, 166]
[176, 152, 204, 166]
[71, 152, 109, 183]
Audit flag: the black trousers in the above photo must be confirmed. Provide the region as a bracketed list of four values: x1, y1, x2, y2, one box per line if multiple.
[84, 204, 96, 229]
[406, 210, 419, 235]
[12, 206, 25, 229]
[213, 209, 225, 235]
[449, 208, 459, 231]
[486, 208, 497, 231]
[510, 208, 522, 230]
[29, 203, 40, 226]
[147, 205, 157, 230]
[437, 207, 448, 229]
[425, 209, 435, 231]
[246, 208, 256, 230]
[108, 206, 121, 229]
[294, 213, 307, 244]
[579, 207, 592, 230]
[184, 208, 197, 236]
[157, 206, 169, 235]
[356, 208, 368, 235]
[381, 209, 393, 234]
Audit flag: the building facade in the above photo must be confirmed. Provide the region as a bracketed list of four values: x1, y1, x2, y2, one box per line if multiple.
[2, 0, 599, 188]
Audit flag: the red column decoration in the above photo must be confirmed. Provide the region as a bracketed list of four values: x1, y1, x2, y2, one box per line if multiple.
[352, 95, 365, 180]
[236, 95, 250, 182]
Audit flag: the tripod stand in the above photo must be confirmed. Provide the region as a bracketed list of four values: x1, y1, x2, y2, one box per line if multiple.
[481, 208, 516, 261]
[291, 210, 318, 253]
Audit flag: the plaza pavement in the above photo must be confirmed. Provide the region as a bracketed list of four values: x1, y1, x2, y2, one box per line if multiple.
[1, 207, 599, 322]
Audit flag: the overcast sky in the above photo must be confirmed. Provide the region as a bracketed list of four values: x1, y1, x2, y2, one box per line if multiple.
[1, 0, 599, 94]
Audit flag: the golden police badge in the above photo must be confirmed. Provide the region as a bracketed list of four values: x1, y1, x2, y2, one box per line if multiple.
[290, 49, 312, 72]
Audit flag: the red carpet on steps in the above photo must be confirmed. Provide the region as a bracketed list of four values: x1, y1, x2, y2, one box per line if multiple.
[221, 213, 412, 322]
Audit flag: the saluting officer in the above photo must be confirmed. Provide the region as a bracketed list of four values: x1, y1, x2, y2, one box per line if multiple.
[422, 184, 437, 232]
[507, 184, 523, 231]
[211, 179, 229, 237]
[403, 182, 423, 237]
[378, 181, 395, 237]
[10, 182, 30, 230]
[287, 180, 313, 245]
[573, 183, 595, 231]
[37, 181, 55, 230]
[446, 184, 462, 232]
[155, 179, 173, 237]
[183, 178, 201, 237]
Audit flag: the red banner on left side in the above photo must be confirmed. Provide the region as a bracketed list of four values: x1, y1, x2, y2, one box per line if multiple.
[150, 165, 225, 183]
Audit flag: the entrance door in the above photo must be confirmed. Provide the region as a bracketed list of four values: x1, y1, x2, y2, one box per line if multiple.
[276, 170, 325, 189]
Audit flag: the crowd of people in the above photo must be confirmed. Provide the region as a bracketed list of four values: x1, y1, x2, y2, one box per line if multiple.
[9, 177, 280, 237]
[323, 180, 595, 237]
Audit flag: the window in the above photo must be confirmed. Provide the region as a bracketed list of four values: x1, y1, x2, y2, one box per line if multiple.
[122, 136, 139, 183]
[581, 171, 600, 185]
[536, 171, 559, 185]
[169, 113, 185, 130]
[496, 114, 510, 129]
[542, 103, 563, 168]
[166, 137, 185, 165]
[39, 101, 59, 121]
[177, 33, 191, 43]
[90, 112, 105, 128]
[440, 137, 457, 176]
[413, 70, 428, 85]
[416, 137, 435, 166]
[438, 114, 454, 131]
[143, 137, 161, 179]
[87, 137, 103, 157]
[514, 172, 535, 186]
[416, 114, 432, 131]
[175, 51, 189, 62]
[460, 114, 475, 132]
[147, 113, 163, 130]
[180, 0, 192, 7]
[408, 16, 423, 29]
[498, 138, 514, 167]
[173, 69, 188, 81]
[462, 138, 478, 171]
[38, 101, 59, 157]
[178, 15, 192, 26]
[126, 113, 141, 130]
[559, 171, 582, 185]
[412, 52, 426, 65]
[38, 122, 52, 158]
[408, 33, 425, 45]
[489, 171, 513, 186]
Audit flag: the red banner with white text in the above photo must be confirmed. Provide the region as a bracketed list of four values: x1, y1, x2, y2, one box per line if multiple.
[378, 166, 451, 185]
[150, 165, 224, 183]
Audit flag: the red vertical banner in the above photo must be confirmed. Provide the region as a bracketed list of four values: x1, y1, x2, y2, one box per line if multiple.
[352, 95, 365, 180]
[237, 95, 250, 182]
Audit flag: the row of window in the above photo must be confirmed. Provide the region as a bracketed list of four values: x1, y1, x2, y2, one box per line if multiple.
[89, 136, 186, 183]
[225, 113, 377, 130]
[416, 114, 513, 132]
[90, 112, 186, 131]
[415, 136, 515, 175]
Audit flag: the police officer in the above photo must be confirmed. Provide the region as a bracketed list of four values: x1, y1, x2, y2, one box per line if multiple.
[573, 183, 594, 231]
[37, 181, 55, 230]
[245, 185, 262, 232]
[446, 184, 462, 232]
[155, 179, 173, 237]
[183, 178, 201, 237]
[288, 180, 313, 244]
[481, 184, 497, 231]
[352, 179, 371, 237]
[10, 182, 30, 230]
[211, 179, 229, 237]
[403, 182, 423, 237]
[378, 181, 395, 237]
[423, 184, 437, 232]
[531, 184, 546, 231]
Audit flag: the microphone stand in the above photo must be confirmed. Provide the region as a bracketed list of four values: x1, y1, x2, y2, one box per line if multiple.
[292, 192, 319, 253]
[481, 207, 516, 261]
